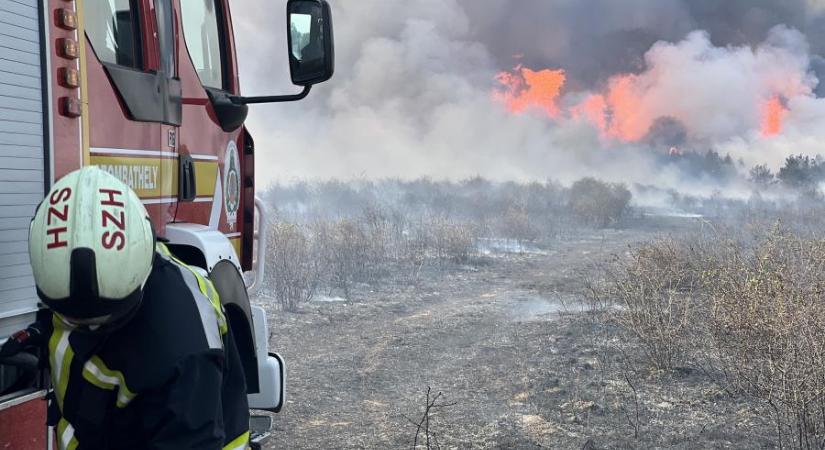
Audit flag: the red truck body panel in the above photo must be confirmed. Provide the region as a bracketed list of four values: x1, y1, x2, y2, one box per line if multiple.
[0, 393, 48, 449]
[1, 0, 256, 446]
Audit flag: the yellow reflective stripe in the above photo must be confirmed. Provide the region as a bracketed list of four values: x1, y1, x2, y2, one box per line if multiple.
[49, 316, 74, 412]
[81, 356, 137, 408]
[49, 320, 79, 449]
[223, 431, 250, 450]
[192, 269, 209, 294]
[57, 418, 79, 450]
[156, 242, 172, 257]
[194, 272, 228, 335]
[156, 242, 228, 335]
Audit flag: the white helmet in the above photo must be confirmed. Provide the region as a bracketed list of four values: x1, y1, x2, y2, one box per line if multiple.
[29, 167, 155, 328]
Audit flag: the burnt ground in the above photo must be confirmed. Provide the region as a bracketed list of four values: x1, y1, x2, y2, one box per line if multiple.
[255, 225, 776, 449]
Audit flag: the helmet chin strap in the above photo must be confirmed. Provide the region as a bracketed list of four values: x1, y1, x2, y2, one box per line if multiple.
[55, 294, 144, 335]
[57, 314, 112, 327]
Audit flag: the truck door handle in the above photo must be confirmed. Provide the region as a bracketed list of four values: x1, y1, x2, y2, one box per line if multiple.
[179, 154, 196, 202]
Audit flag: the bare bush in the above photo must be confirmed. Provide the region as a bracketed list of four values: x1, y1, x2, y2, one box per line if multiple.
[496, 205, 540, 244]
[402, 387, 456, 450]
[266, 222, 320, 311]
[704, 227, 825, 448]
[595, 224, 825, 447]
[569, 178, 632, 227]
[428, 218, 478, 264]
[312, 219, 371, 299]
[596, 238, 704, 370]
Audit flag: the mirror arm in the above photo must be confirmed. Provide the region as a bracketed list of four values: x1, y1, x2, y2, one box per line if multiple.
[231, 85, 312, 105]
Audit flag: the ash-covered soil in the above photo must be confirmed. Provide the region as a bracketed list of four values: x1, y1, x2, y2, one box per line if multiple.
[256, 226, 774, 449]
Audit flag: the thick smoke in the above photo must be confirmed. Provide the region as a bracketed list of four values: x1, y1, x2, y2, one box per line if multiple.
[233, 0, 825, 193]
[563, 28, 816, 142]
[460, 0, 822, 87]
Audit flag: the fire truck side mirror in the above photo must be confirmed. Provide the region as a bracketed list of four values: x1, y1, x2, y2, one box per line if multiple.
[287, 0, 334, 86]
[228, 0, 334, 107]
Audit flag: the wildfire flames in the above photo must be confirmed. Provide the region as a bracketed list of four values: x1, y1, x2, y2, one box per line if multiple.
[761, 95, 788, 137]
[494, 65, 792, 142]
[494, 65, 566, 118]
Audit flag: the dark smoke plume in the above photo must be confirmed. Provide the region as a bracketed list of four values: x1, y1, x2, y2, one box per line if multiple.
[233, 0, 825, 193]
[460, 0, 824, 88]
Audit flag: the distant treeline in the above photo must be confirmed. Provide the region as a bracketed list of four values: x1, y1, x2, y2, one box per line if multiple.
[659, 149, 825, 193]
[263, 177, 633, 232]
[751, 155, 825, 191]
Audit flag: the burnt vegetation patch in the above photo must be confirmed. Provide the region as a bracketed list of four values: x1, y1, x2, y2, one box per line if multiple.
[591, 223, 825, 448]
[260, 177, 633, 310]
[257, 177, 825, 449]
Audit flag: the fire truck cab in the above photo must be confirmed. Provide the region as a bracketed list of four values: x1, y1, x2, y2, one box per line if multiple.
[0, 0, 334, 447]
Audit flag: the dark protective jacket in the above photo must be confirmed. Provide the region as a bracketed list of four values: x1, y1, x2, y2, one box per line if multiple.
[45, 244, 250, 450]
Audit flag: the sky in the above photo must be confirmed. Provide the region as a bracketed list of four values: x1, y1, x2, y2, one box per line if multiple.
[232, 0, 825, 192]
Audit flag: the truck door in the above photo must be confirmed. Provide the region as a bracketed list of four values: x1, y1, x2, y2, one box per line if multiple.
[174, 0, 243, 253]
[83, 0, 175, 230]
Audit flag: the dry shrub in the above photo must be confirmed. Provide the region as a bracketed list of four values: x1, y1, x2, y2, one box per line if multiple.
[400, 215, 479, 266]
[312, 212, 403, 299]
[598, 238, 704, 370]
[598, 225, 825, 447]
[400, 222, 430, 275]
[265, 208, 481, 302]
[266, 222, 320, 311]
[360, 206, 397, 262]
[312, 220, 370, 299]
[497, 205, 540, 244]
[569, 178, 632, 227]
[429, 219, 478, 263]
[705, 228, 825, 447]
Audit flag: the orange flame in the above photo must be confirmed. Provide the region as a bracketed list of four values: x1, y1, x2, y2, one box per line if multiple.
[761, 95, 787, 137]
[569, 75, 648, 142]
[494, 65, 566, 118]
[604, 75, 648, 142]
[494, 66, 650, 142]
[570, 94, 608, 133]
[495, 64, 795, 143]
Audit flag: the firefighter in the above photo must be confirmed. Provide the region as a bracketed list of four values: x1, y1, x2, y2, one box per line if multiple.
[2, 167, 250, 449]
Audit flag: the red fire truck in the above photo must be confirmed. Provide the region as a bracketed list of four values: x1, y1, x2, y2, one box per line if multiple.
[0, 0, 334, 447]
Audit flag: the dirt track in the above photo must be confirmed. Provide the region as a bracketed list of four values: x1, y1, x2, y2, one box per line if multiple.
[257, 225, 773, 449]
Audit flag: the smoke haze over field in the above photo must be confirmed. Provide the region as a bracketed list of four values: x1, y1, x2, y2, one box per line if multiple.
[234, 0, 825, 192]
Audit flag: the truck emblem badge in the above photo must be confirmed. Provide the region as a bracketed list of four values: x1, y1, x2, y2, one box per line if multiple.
[223, 141, 241, 229]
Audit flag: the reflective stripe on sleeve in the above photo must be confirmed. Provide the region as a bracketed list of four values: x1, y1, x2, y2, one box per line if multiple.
[223, 430, 250, 450]
[156, 243, 228, 347]
[178, 264, 224, 349]
[49, 316, 74, 411]
[82, 355, 137, 408]
[49, 318, 81, 449]
[191, 269, 228, 336]
[57, 417, 79, 450]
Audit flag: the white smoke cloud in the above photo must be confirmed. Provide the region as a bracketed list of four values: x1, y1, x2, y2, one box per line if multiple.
[719, 95, 825, 171]
[809, 0, 825, 13]
[234, 1, 825, 195]
[558, 26, 817, 144]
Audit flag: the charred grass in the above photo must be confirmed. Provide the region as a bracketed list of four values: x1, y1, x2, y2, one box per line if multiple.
[256, 179, 825, 449]
[590, 223, 825, 449]
[259, 224, 781, 449]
